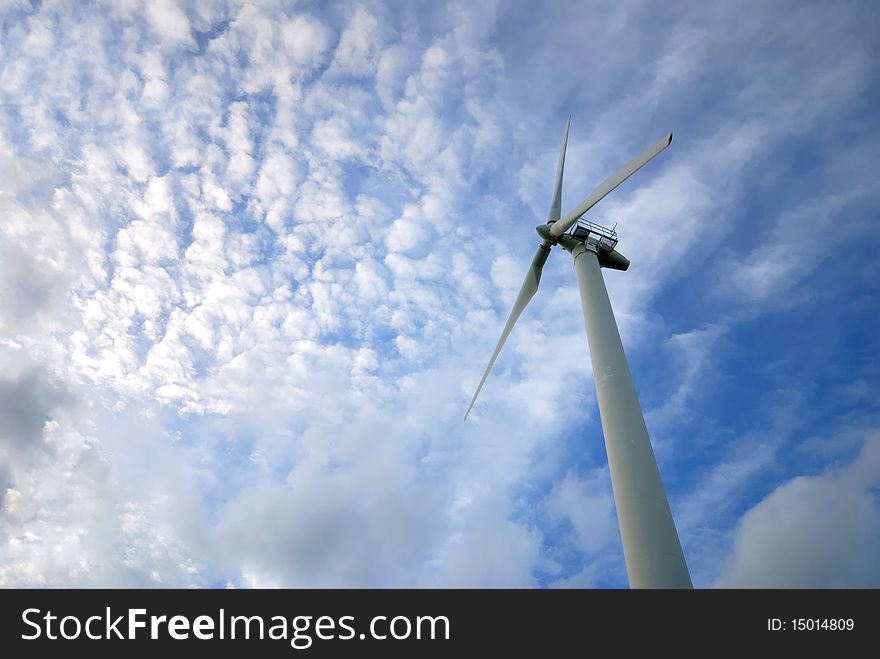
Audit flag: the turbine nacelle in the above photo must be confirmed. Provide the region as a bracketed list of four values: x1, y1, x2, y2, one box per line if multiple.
[597, 248, 630, 271]
[537, 221, 630, 271]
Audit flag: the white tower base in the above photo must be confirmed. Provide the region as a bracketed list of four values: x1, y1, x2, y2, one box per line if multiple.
[568, 240, 692, 589]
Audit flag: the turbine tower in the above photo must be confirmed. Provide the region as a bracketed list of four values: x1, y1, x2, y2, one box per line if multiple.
[465, 118, 692, 589]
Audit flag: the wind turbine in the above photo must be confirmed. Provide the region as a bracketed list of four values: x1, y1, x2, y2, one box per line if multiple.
[464, 118, 692, 589]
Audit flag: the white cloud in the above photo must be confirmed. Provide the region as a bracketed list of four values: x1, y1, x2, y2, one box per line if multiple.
[646, 325, 723, 450]
[716, 434, 880, 587]
[329, 6, 382, 78]
[145, 0, 194, 48]
[282, 14, 333, 71]
[545, 468, 619, 558]
[385, 209, 428, 254]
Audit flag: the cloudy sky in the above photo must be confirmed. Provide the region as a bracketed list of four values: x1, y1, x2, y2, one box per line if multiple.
[1, 0, 878, 588]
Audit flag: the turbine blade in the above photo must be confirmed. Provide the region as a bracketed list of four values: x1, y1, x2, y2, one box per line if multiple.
[550, 133, 672, 238]
[464, 244, 551, 421]
[547, 116, 571, 222]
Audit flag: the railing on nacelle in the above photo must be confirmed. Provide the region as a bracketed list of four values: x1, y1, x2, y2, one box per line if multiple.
[569, 218, 618, 252]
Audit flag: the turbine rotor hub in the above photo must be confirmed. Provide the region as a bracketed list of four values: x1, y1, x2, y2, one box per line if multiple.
[535, 223, 558, 244]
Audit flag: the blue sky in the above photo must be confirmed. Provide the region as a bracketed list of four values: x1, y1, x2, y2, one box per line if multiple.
[0, 0, 878, 587]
